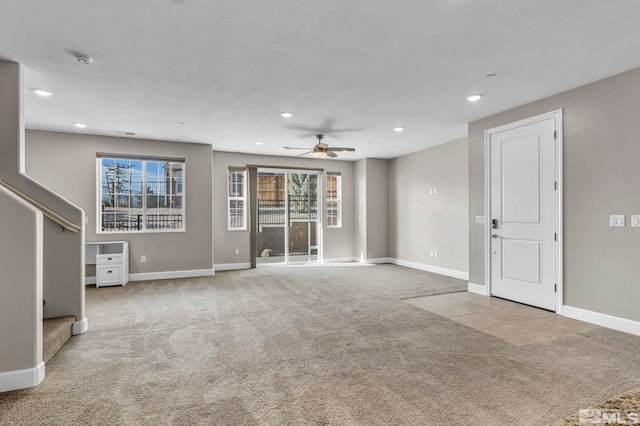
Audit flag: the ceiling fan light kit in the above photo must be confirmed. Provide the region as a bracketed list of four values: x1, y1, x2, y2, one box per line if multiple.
[283, 134, 355, 159]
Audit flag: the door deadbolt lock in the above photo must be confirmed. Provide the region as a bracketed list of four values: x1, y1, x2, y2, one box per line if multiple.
[491, 219, 498, 229]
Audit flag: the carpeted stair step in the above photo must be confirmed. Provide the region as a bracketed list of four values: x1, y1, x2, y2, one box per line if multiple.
[43, 316, 75, 363]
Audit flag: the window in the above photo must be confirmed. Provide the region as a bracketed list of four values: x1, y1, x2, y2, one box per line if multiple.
[326, 172, 341, 228]
[98, 157, 185, 232]
[228, 168, 247, 230]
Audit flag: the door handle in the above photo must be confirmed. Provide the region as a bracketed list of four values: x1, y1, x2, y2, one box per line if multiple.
[491, 234, 499, 238]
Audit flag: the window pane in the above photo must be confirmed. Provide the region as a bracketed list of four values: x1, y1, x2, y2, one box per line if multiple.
[116, 195, 128, 209]
[229, 171, 244, 197]
[228, 169, 246, 230]
[158, 195, 169, 209]
[99, 157, 185, 232]
[101, 213, 113, 231]
[229, 199, 245, 229]
[130, 181, 143, 195]
[101, 158, 115, 169]
[130, 160, 143, 177]
[170, 208, 183, 230]
[170, 177, 183, 196]
[326, 173, 341, 228]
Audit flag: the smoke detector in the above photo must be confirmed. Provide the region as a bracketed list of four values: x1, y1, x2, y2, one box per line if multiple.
[75, 54, 93, 65]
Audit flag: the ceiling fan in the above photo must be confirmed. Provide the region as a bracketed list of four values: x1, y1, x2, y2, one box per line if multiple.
[283, 134, 355, 158]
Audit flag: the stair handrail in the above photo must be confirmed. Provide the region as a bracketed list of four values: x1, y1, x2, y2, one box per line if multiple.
[0, 180, 81, 234]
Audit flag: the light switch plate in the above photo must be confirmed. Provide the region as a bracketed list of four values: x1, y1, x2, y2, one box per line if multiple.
[610, 215, 625, 227]
[475, 216, 485, 224]
[631, 215, 640, 227]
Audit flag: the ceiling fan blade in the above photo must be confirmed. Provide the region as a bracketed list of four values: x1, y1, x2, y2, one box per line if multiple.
[328, 147, 356, 152]
[283, 146, 313, 150]
[326, 127, 365, 134]
[326, 151, 338, 158]
[286, 125, 322, 132]
[297, 151, 313, 157]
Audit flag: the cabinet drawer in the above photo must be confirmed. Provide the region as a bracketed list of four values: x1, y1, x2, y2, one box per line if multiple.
[97, 265, 123, 285]
[97, 254, 122, 264]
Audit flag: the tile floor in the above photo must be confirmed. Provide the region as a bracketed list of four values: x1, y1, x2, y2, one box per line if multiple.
[404, 291, 599, 346]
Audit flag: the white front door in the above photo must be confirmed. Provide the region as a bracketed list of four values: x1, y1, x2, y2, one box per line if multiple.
[489, 116, 558, 311]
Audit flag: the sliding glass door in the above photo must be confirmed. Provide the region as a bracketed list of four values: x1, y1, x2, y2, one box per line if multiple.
[256, 169, 319, 265]
[287, 173, 318, 263]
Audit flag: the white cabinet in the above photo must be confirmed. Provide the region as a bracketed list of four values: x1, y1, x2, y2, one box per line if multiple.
[85, 241, 129, 287]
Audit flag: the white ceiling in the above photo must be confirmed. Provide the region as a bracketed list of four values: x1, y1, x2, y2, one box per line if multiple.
[1, 1, 640, 160]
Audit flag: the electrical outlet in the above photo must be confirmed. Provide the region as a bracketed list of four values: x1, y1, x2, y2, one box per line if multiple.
[610, 215, 625, 227]
[429, 251, 434, 257]
[234, 248, 240, 255]
[140, 255, 146, 263]
[434, 251, 439, 258]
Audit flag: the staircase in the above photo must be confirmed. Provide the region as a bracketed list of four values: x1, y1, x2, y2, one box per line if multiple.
[43, 316, 75, 363]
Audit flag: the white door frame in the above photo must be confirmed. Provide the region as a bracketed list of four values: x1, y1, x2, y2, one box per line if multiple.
[483, 109, 564, 314]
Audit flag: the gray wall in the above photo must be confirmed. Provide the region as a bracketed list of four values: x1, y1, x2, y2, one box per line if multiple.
[0, 187, 43, 375]
[390, 138, 469, 273]
[212, 151, 355, 265]
[469, 67, 640, 322]
[354, 159, 367, 260]
[352, 158, 391, 262]
[25, 130, 214, 275]
[365, 159, 390, 260]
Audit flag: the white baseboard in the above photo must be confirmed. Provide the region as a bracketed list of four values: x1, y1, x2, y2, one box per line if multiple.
[72, 317, 88, 335]
[363, 257, 394, 264]
[85, 276, 96, 285]
[389, 258, 469, 281]
[214, 263, 251, 272]
[468, 282, 487, 295]
[562, 305, 640, 337]
[129, 268, 214, 282]
[0, 362, 45, 393]
[323, 257, 357, 263]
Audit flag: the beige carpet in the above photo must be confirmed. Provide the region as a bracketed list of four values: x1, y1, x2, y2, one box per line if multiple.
[1, 264, 639, 425]
[551, 387, 640, 425]
[42, 316, 75, 363]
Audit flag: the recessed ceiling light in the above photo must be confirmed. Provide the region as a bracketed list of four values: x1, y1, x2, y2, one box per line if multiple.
[73, 122, 87, 128]
[393, 127, 405, 132]
[467, 94, 483, 102]
[280, 112, 293, 118]
[254, 141, 263, 145]
[33, 89, 52, 97]
[75, 54, 93, 65]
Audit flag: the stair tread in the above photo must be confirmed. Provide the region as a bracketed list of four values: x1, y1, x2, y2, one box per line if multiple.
[43, 316, 75, 363]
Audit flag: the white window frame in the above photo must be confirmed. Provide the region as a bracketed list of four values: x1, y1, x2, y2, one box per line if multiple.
[228, 168, 247, 231]
[326, 172, 342, 228]
[97, 157, 186, 234]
